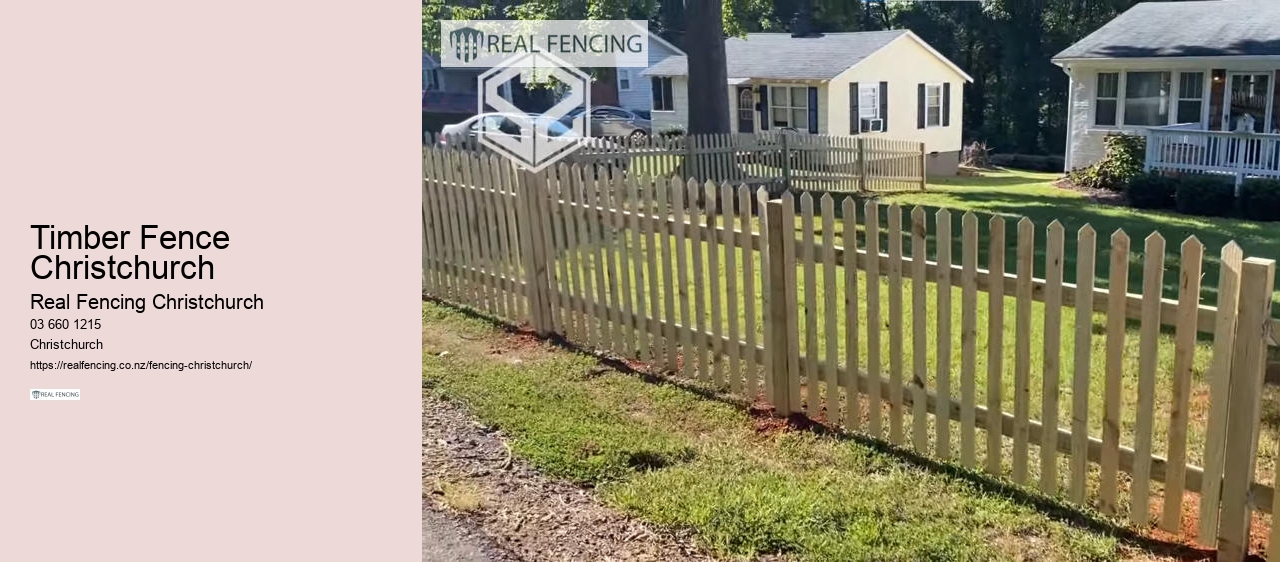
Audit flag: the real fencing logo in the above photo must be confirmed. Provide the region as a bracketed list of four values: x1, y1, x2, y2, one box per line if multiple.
[30, 389, 81, 401]
[447, 26, 484, 63]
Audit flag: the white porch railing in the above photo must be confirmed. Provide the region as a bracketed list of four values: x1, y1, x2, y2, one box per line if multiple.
[1145, 125, 1280, 186]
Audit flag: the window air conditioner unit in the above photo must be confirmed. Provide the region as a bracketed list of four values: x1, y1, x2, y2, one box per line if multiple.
[861, 118, 884, 133]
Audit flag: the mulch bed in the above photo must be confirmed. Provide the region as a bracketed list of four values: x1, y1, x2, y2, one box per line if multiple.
[1052, 176, 1128, 206]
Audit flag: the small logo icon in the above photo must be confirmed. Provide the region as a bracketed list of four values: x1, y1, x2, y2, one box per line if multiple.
[32, 390, 40, 399]
[448, 27, 485, 63]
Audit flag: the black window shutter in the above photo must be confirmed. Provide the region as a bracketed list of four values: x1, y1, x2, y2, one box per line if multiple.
[943, 83, 951, 127]
[850, 82, 859, 134]
[808, 87, 819, 134]
[879, 81, 888, 132]
[917, 83, 926, 129]
[758, 85, 769, 130]
[651, 77, 661, 110]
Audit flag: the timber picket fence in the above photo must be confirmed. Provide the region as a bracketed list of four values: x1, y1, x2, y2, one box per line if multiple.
[422, 145, 1280, 561]
[425, 130, 927, 193]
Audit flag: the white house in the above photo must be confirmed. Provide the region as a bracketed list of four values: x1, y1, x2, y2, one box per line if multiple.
[640, 30, 972, 175]
[613, 35, 685, 115]
[1052, 0, 1280, 178]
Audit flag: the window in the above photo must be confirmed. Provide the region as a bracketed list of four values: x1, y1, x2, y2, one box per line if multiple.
[1123, 71, 1170, 126]
[1095, 72, 1118, 126]
[618, 69, 632, 91]
[858, 84, 879, 120]
[651, 77, 674, 111]
[925, 84, 943, 127]
[769, 85, 809, 128]
[1177, 72, 1204, 125]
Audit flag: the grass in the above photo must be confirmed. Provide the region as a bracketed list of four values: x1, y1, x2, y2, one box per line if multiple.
[883, 168, 1280, 307]
[423, 300, 1141, 561]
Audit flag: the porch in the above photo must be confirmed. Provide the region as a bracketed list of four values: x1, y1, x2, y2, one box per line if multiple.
[1145, 125, 1280, 185]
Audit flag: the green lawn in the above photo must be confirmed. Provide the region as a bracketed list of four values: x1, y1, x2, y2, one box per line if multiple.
[882, 169, 1280, 307]
[424, 301, 1155, 561]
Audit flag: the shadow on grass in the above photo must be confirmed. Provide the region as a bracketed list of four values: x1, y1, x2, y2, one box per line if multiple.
[424, 295, 1219, 562]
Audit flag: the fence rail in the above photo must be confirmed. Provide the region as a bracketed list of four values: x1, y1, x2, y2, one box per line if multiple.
[423, 145, 1279, 561]
[425, 131, 927, 193]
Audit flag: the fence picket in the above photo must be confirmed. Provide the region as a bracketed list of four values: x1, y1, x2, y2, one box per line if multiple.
[706, 181, 724, 387]
[674, 180, 692, 378]
[603, 172, 623, 354]
[690, 181, 708, 381]
[802, 192, 819, 412]
[865, 200, 884, 439]
[566, 167, 588, 344]
[741, 186, 759, 399]
[1131, 232, 1166, 526]
[887, 204, 905, 445]
[936, 209, 953, 460]
[822, 194, 840, 421]
[1162, 236, 1203, 532]
[911, 206, 929, 454]
[1200, 242, 1243, 542]
[1101, 229, 1130, 516]
[960, 212, 978, 468]
[660, 178, 679, 372]
[1041, 220, 1065, 494]
[616, 174, 635, 358]
[586, 173, 610, 351]
[782, 192, 802, 411]
[1070, 225, 1097, 504]
[760, 187, 775, 401]
[985, 216, 1006, 475]
[626, 176, 645, 359]
[1013, 217, 1034, 485]
[723, 183, 741, 394]
[843, 197, 860, 430]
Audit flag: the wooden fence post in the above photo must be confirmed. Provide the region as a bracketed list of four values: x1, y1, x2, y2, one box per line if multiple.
[919, 143, 927, 190]
[1216, 256, 1276, 561]
[857, 137, 868, 191]
[765, 197, 798, 415]
[517, 168, 554, 337]
[780, 134, 792, 192]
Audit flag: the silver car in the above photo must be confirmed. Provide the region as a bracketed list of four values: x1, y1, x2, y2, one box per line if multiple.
[560, 106, 652, 142]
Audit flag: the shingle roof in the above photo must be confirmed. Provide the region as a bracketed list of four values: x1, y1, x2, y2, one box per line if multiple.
[1053, 0, 1280, 60]
[643, 30, 908, 80]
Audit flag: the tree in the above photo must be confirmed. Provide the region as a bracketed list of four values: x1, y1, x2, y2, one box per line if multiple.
[684, 0, 732, 135]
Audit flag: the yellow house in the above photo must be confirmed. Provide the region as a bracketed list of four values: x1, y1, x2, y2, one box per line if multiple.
[641, 29, 972, 176]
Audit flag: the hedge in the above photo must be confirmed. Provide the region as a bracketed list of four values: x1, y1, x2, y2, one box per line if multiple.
[1240, 178, 1280, 221]
[1174, 174, 1236, 217]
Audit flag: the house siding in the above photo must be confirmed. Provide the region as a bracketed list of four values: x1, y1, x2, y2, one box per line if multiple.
[650, 76, 689, 133]
[1066, 68, 1106, 171]
[830, 35, 965, 156]
[618, 39, 682, 113]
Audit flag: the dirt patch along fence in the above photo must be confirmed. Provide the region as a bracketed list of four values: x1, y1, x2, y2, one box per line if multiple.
[422, 145, 1279, 561]
[426, 131, 927, 194]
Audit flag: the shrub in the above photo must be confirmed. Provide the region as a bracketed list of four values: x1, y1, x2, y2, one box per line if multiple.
[657, 126, 686, 139]
[1124, 173, 1177, 209]
[1175, 174, 1236, 217]
[1240, 178, 1280, 221]
[989, 153, 1064, 172]
[1069, 134, 1146, 191]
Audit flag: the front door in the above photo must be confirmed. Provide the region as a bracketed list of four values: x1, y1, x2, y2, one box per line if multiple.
[1225, 72, 1273, 133]
[736, 87, 755, 133]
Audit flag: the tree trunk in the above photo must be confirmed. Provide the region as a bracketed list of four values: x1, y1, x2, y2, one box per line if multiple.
[682, 0, 737, 190]
[685, 0, 731, 136]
